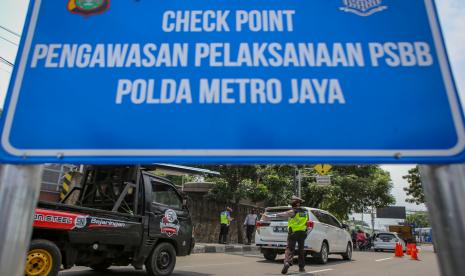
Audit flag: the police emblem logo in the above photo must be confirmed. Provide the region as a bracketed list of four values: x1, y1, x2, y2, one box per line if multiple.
[340, 0, 387, 17]
[67, 0, 110, 16]
[164, 209, 178, 223]
[74, 216, 87, 229]
[160, 209, 180, 237]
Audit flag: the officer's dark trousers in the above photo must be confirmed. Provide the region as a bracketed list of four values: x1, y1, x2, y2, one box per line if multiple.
[219, 224, 229, 243]
[284, 231, 307, 268]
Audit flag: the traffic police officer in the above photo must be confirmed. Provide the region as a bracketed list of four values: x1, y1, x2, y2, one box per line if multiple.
[219, 207, 233, 244]
[267, 196, 310, 274]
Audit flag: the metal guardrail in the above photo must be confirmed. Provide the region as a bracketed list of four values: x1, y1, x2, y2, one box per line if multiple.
[40, 164, 76, 192]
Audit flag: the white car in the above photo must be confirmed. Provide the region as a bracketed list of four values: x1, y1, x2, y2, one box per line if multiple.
[373, 232, 407, 252]
[255, 206, 353, 264]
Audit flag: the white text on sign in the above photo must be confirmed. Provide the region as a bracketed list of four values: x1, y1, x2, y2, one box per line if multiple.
[161, 10, 296, 32]
[27, 8, 435, 107]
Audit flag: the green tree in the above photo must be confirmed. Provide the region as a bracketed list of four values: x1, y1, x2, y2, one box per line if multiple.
[362, 169, 395, 211]
[362, 169, 396, 230]
[205, 165, 297, 242]
[302, 165, 395, 222]
[257, 165, 294, 206]
[403, 166, 425, 205]
[205, 165, 395, 239]
[204, 165, 258, 204]
[206, 178, 235, 203]
[263, 174, 293, 206]
[203, 165, 259, 243]
[206, 165, 293, 205]
[329, 172, 367, 217]
[241, 179, 269, 203]
[405, 212, 430, 228]
[302, 183, 337, 209]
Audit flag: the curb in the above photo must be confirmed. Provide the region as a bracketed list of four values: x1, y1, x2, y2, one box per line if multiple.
[193, 244, 260, 254]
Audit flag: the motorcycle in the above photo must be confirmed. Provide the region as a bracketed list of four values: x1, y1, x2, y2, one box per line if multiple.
[356, 239, 372, 251]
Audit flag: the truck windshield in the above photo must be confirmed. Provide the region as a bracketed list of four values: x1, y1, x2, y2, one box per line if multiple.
[151, 180, 182, 210]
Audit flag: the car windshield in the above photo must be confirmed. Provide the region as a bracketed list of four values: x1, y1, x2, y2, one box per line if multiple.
[263, 207, 291, 221]
[377, 233, 396, 240]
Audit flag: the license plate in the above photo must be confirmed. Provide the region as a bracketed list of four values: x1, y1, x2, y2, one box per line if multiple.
[273, 226, 288, 233]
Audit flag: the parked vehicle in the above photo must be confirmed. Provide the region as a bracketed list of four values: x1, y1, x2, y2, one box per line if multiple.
[373, 232, 406, 252]
[356, 238, 372, 251]
[414, 227, 433, 243]
[255, 206, 353, 264]
[25, 165, 209, 276]
[354, 230, 373, 251]
[388, 225, 414, 244]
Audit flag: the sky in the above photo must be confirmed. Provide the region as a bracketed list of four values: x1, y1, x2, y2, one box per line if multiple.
[0, 1, 464, 219]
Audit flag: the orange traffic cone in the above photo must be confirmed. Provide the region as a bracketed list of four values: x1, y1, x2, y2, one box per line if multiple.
[411, 245, 419, 261]
[406, 243, 412, 255]
[395, 242, 403, 257]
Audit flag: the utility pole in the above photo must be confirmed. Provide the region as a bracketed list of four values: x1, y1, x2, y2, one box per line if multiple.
[0, 165, 43, 276]
[371, 207, 375, 233]
[293, 166, 300, 197]
[419, 165, 465, 276]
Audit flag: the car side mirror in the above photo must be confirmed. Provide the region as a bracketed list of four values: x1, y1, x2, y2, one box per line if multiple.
[342, 223, 349, 230]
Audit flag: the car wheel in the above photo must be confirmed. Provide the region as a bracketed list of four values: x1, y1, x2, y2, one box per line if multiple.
[374, 249, 379, 252]
[25, 239, 62, 276]
[315, 242, 329, 264]
[146, 242, 176, 276]
[263, 250, 277, 261]
[90, 260, 112, 271]
[342, 243, 352, 261]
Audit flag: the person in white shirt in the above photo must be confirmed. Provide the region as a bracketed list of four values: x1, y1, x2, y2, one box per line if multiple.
[244, 209, 258, 245]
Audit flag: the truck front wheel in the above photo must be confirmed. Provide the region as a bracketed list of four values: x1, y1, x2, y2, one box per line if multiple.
[146, 243, 177, 276]
[25, 239, 62, 276]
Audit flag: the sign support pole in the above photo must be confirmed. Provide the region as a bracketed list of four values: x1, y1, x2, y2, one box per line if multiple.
[0, 165, 43, 276]
[419, 165, 465, 275]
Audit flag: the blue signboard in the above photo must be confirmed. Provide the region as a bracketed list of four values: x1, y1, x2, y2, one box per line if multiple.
[0, 0, 464, 163]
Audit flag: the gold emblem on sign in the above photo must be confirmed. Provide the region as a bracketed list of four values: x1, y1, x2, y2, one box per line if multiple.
[314, 164, 332, 176]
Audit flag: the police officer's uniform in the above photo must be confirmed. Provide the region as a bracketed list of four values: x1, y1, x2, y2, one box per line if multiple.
[219, 209, 231, 244]
[282, 197, 309, 274]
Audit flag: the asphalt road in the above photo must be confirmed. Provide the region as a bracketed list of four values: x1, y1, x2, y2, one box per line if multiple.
[60, 246, 439, 276]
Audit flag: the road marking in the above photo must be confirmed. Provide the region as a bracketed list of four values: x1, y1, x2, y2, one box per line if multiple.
[376, 257, 394, 262]
[308, 268, 334, 273]
[178, 261, 251, 269]
[291, 268, 334, 275]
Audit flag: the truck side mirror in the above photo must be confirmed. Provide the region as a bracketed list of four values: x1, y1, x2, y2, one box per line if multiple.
[180, 192, 188, 209]
[182, 198, 188, 209]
